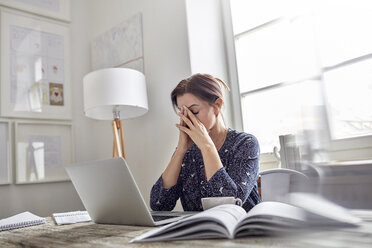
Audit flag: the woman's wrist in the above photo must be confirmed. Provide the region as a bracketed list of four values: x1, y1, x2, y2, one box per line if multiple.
[199, 142, 223, 181]
[199, 141, 217, 154]
[162, 146, 186, 189]
[197, 135, 215, 151]
[175, 145, 188, 154]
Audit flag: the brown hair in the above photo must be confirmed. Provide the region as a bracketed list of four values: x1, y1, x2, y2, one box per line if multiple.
[171, 73, 230, 112]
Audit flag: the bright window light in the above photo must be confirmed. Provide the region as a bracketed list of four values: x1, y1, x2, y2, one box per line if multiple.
[242, 80, 322, 152]
[323, 59, 372, 139]
[230, 0, 372, 153]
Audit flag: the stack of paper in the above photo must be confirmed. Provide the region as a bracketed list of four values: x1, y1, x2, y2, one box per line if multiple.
[53, 211, 91, 225]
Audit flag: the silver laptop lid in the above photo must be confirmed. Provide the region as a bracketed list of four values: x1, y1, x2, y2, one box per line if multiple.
[65, 157, 156, 226]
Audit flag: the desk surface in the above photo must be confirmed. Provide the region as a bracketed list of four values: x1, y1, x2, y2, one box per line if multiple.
[1, 216, 372, 247]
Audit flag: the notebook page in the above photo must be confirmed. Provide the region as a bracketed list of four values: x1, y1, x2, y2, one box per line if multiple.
[53, 211, 91, 225]
[0, 212, 45, 231]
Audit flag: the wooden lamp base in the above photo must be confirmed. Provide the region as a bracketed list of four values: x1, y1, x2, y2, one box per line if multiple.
[112, 119, 126, 159]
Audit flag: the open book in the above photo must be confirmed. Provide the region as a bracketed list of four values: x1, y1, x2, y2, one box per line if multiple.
[131, 199, 361, 243]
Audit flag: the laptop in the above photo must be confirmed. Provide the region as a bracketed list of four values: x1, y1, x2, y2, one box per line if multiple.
[65, 157, 194, 226]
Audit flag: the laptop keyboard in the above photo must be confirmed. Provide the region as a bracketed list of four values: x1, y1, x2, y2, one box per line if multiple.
[152, 215, 180, 222]
[150, 211, 198, 222]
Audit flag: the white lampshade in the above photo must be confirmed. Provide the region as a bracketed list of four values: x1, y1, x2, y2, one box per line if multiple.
[83, 68, 148, 120]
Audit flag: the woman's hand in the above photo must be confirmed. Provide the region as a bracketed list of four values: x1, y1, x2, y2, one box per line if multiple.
[176, 106, 214, 151]
[176, 107, 193, 153]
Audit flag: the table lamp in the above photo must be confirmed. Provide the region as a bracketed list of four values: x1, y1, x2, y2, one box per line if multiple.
[83, 68, 148, 158]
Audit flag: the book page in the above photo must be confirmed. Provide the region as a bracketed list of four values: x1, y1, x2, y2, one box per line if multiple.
[131, 204, 246, 242]
[287, 192, 362, 225]
[233, 201, 307, 237]
[244, 201, 306, 221]
[138, 223, 229, 242]
[185, 204, 247, 237]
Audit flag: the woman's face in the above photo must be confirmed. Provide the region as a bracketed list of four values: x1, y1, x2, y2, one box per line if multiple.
[176, 93, 218, 132]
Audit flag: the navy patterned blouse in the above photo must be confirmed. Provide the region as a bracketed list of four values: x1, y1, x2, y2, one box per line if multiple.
[150, 128, 261, 212]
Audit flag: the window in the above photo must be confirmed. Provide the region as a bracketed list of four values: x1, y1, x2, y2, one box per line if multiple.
[227, 0, 372, 160]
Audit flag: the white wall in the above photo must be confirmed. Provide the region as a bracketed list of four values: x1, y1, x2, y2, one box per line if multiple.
[0, 0, 237, 218]
[83, 0, 193, 211]
[0, 0, 101, 219]
[0, 0, 193, 218]
[0, 2, 92, 219]
[185, 0, 234, 128]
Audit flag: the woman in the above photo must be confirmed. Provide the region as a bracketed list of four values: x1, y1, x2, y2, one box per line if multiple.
[150, 73, 260, 212]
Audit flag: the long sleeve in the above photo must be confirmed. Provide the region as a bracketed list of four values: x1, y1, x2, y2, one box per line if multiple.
[150, 175, 182, 211]
[201, 134, 260, 204]
[149, 129, 260, 212]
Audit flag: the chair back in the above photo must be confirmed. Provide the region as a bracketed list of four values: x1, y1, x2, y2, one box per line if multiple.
[259, 168, 308, 202]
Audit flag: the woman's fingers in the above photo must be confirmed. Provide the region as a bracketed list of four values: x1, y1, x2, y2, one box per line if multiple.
[179, 113, 184, 126]
[179, 107, 186, 126]
[183, 106, 199, 126]
[176, 124, 191, 135]
[178, 112, 193, 129]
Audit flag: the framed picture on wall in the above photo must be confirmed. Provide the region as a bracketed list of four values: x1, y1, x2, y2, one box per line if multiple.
[0, 8, 71, 120]
[14, 121, 74, 184]
[0, 120, 11, 185]
[91, 13, 144, 73]
[0, 0, 71, 22]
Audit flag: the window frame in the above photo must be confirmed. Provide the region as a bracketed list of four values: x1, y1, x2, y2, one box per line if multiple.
[221, 0, 372, 163]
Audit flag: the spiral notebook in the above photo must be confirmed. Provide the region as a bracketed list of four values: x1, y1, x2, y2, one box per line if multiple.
[53, 211, 92, 225]
[0, 212, 46, 232]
